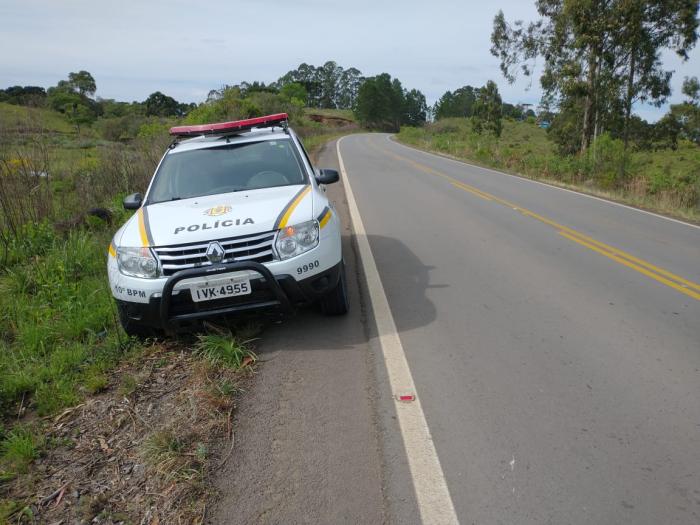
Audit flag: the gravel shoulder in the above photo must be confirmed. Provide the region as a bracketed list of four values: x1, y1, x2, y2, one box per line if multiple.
[209, 139, 386, 525]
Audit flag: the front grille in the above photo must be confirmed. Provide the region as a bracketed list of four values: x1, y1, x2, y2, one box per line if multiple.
[154, 230, 276, 276]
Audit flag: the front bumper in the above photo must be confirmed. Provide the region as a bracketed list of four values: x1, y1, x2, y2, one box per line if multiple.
[117, 260, 342, 332]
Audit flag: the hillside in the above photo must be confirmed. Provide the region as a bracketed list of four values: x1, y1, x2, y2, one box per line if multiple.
[0, 102, 74, 134]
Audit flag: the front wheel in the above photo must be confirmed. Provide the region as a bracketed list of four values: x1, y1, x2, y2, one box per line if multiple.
[116, 302, 156, 340]
[319, 262, 349, 316]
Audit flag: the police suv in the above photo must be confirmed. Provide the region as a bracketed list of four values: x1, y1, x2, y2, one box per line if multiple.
[107, 113, 347, 336]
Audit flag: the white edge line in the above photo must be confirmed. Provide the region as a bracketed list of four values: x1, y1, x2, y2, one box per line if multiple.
[387, 134, 700, 231]
[337, 136, 459, 525]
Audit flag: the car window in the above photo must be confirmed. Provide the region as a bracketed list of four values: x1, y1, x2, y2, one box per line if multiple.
[147, 139, 307, 204]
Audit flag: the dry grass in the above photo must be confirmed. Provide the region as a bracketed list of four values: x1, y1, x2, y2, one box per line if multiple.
[0, 340, 254, 524]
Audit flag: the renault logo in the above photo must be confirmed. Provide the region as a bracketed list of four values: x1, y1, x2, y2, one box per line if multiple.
[205, 242, 226, 263]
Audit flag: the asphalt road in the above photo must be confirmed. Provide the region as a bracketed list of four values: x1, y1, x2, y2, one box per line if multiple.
[213, 134, 700, 524]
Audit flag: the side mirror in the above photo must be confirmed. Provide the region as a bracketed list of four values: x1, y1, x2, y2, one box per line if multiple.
[123, 193, 143, 210]
[315, 168, 340, 185]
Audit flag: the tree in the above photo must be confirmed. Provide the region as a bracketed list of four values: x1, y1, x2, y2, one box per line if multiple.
[67, 70, 97, 97]
[46, 87, 82, 112]
[238, 81, 277, 96]
[434, 85, 477, 120]
[502, 103, 524, 119]
[317, 61, 343, 108]
[278, 63, 321, 107]
[354, 73, 404, 131]
[45, 71, 100, 130]
[404, 89, 428, 126]
[278, 62, 365, 109]
[144, 91, 181, 117]
[654, 112, 683, 149]
[682, 75, 700, 103]
[279, 82, 308, 105]
[491, 1, 699, 155]
[337, 67, 364, 109]
[0, 86, 46, 106]
[67, 103, 96, 133]
[492, 3, 620, 153]
[664, 76, 700, 145]
[472, 81, 503, 137]
[613, 1, 698, 168]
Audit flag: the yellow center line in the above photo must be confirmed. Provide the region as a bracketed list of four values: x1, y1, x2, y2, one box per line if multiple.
[559, 223, 700, 292]
[369, 142, 700, 301]
[451, 182, 492, 201]
[559, 231, 700, 301]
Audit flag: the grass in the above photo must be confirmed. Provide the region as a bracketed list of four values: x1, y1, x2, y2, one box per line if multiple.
[302, 131, 351, 157]
[0, 224, 125, 411]
[117, 374, 139, 397]
[0, 216, 144, 478]
[0, 427, 43, 475]
[0, 100, 355, 487]
[141, 429, 201, 481]
[397, 118, 700, 222]
[0, 102, 75, 134]
[194, 333, 257, 369]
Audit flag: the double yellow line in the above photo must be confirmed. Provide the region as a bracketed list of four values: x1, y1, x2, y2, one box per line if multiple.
[370, 143, 700, 302]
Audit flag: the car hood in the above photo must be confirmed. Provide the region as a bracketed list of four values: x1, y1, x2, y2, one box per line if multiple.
[118, 185, 313, 247]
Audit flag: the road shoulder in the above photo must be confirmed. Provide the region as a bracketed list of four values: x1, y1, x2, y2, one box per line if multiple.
[209, 138, 386, 524]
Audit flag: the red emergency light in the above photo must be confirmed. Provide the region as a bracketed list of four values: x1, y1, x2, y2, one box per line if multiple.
[169, 113, 288, 137]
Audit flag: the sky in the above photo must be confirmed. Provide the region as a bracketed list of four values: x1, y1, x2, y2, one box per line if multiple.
[1, 0, 698, 121]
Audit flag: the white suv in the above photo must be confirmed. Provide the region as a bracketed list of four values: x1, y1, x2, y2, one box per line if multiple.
[107, 113, 347, 337]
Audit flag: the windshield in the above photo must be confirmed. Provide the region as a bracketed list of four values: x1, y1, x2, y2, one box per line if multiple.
[147, 139, 307, 204]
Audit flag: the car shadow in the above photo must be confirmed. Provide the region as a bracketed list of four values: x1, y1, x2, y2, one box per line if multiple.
[251, 233, 438, 355]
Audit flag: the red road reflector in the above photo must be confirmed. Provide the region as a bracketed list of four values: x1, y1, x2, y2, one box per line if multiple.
[169, 113, 288, 137]
[396, 394, 416, 402]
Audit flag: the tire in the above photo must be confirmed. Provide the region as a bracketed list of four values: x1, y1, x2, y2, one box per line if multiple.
[320, 262, 349, 316]
[117, 302, 156, 340]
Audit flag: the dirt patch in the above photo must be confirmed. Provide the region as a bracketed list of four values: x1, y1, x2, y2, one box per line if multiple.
[306, 114, 354, 127]
[1, 341, 253, 524]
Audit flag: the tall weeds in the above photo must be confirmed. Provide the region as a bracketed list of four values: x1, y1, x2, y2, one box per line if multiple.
[398, 119, 700, 218]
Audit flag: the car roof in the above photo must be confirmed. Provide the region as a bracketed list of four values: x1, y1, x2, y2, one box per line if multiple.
[167, 127, 294, 154]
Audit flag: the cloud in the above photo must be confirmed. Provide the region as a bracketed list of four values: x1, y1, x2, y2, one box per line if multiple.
[1, 0, 698, 120]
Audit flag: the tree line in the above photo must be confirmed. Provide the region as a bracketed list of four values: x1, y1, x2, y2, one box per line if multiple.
[2, 61, 429, 134]
[205, 61, 427, 130]
[432, 81, 541, 138]
[0, 71, 196, 133]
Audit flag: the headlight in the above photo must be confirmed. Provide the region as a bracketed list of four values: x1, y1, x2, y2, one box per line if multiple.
[275, 220, 319, 260]
[117, 246, 159, 278]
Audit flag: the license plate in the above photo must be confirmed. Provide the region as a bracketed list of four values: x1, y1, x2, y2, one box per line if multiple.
[191, 279, 251, 302]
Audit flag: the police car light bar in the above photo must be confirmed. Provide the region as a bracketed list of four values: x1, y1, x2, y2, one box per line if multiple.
[169, 113, 288, 137]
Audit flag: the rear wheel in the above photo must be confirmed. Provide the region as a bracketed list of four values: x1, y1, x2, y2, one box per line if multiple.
[116, 302, 156, 340]
[320, 262, 349, 316]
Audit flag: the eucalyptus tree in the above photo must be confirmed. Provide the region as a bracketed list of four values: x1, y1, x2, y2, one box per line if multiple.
[612, 0, 698, 155]
[472, 81, 503, 137]
[433, 85, 477, 120]
[491, 0, 699, 155]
